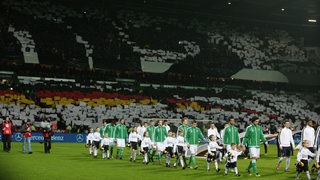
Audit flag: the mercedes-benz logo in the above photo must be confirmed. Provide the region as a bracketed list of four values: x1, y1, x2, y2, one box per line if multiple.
[76, 134, 84, 142]
[15, 133, 22, 142]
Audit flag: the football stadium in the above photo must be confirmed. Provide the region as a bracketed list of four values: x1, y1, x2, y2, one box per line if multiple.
[0, 0, 319, 179]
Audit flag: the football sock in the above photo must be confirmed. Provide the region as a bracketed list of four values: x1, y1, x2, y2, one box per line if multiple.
[214, 161, 218, 170]
[110, 146, 113, 156]
[285, 158, 290, 170]
[278, 157, 284, 165]
[235, 167, 238, 174]
[158, 152, 161, 160]
[191, 156, 196, 167]
[166, 155, 170, 164]
[180, 156, 184, 167]
[133, 151, 136, 160]
[247, 161, 252, 170]
[119, 149, 124, 158]
[183, 156, 187, 166]
[224, 163, 228, 174]
[306, 171, 311, 180]
[252, 160, 257, 174]
[207, 162, 210, 170]
[144, 153, 148, 163]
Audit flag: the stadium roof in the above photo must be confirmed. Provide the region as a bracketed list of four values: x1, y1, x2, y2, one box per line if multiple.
[139, 0, 320, 26]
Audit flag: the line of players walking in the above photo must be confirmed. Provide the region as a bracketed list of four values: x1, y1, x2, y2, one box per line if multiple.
[85, 117, 320, 179]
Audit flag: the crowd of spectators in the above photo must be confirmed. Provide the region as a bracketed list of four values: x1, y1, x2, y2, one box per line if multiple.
[0, 78, 319, 134]
[1, 0, 319, 78]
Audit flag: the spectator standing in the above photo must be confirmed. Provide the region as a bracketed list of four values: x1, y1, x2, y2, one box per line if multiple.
[22, 119, 33, 154]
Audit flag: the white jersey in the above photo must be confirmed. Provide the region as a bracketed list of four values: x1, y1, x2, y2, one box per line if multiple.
[278, 127, 295, 148]
[164, 137, 175, 148]
[141, 137, 152, 148]
[208, 141, 223, 153]
[225, 149, 242, 163]
[301, 125, 315, 148]
[129, 132, 141, 143]
[93, 132, 101, 142]
[137, 126, 146, 138]
[297, 147, 315, 161]
[175, 135, 185, 147]
[86, 132, 94, 144]
[220, 128, 226, 144]
[208, 128, 220, 139]
[165, 125, 171, 133]
[101, 137, 110, 147]
[174, 135, 185, 153]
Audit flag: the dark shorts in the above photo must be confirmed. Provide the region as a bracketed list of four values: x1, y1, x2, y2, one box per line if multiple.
[226, 162, 237, 168]
[296, 159, 309, 172]
[141, 147, 149, 154]
[131, 142, 138, 150]
[165, 146, 174, 157]
[177, 146, 185, 156]
[102, 145, 109, 151]
[281, 146, 292, 157]
[93, 141, 100, 148]
[207, 151, 217, 162]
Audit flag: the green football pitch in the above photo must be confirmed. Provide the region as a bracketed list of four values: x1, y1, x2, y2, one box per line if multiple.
[0, 143, 316, 180]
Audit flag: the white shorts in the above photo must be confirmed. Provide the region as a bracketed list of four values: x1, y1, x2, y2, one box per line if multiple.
[151, 141, 156, 149]
[189, 145, 198, 155]
[249, 147, 260, 158]
[156, 142, 165, 151]
[117, 139, 125, 148]
[108, 138, 115, 146]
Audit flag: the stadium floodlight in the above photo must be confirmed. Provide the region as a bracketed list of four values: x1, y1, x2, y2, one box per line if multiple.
[308, 19, 317, 23]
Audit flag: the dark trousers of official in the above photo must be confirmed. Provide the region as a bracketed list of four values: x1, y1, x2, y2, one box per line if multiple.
[44, 138, 51, 153]
[2, 134, 11, 152]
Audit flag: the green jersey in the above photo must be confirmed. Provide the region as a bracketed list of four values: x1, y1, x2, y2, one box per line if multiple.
[177, 125, 190, 139]
[154, 125, 168, 142]
[100, 125, 108, 138]
[242, 124, 267, 148]
[223, 125, 240, 145]
[106, 123, 116, 138]
[146, 125, 155, 141]
[186, 127, 205, 145]
[115, 124, 128, 139]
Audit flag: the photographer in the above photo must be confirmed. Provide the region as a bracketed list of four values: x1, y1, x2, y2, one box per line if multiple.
[2, 117, 13, 152]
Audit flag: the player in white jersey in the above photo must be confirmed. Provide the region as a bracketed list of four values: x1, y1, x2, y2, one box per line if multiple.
[141, 131, 152, 165]
[173, 129, 186, 169]
[224, 143, 242, 177]
[207, 134, 223, 173]
[296, 140, 315, 180]
[299, 120, 315, 164]
[92, 127, 101, 158]
[137, 122, 147, 153]
[164, 131, 175, 167]
[129, 127, 141, 162]
[86, 128, 94, 155]
[100, 133, 110, 159]
[276, 120, 296, 172]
